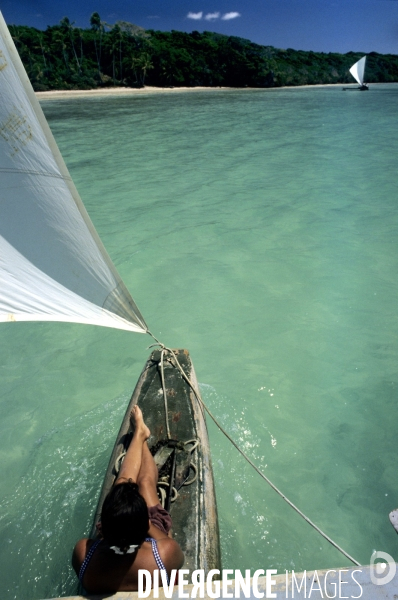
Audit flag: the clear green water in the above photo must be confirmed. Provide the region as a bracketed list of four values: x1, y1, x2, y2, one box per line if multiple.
[1, 85, 398, 599]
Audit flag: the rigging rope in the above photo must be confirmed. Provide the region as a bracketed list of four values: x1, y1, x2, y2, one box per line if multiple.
[147, 331, 361, 567]
[160, 349, 171, 440]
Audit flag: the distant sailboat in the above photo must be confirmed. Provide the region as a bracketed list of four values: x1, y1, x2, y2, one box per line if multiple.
[343, 56, 369, 91]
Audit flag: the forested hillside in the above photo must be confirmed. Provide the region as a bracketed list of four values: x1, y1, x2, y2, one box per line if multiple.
[8, 14, 398, 90]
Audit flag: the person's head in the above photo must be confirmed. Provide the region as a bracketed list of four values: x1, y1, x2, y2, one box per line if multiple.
[101, 481, 149, 551]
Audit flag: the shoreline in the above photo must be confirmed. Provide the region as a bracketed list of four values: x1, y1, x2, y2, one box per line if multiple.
[35, 81, 396, 101]
[35, 85, 236, 100]
[34, 82, 359, 100]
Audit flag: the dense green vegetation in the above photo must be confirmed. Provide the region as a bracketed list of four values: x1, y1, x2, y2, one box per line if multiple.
[8, 14, 398, 90]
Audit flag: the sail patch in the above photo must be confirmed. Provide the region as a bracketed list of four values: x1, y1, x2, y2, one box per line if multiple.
[0, 49, 7, 70]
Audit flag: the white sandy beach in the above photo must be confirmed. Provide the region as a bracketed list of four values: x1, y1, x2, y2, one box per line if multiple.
[35, 85, 236, 100]
[35, 83, 352, 100]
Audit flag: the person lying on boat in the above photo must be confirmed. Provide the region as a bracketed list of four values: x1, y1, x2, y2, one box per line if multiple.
[72, 405, 184, 593]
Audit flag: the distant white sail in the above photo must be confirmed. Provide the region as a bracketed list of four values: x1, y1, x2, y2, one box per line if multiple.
[0, 12, 147, 333]
[349, 56, 366, 86]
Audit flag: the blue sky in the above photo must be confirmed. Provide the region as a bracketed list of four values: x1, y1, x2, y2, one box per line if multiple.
[2, 1, 398, 54]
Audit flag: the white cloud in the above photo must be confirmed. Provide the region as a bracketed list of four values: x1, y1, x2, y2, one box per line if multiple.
[187, 11, 203, 20]
[222, 11, 241, 20]
[187, 10, 241, 22]
[205, 12, 220, 21]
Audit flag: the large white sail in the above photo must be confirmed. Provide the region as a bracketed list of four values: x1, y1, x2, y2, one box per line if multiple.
[0, 12, 147, 333]
[349, 56, 366, 86]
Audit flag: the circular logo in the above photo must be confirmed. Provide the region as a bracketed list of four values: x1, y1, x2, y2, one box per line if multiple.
[370, 551, 396, 586]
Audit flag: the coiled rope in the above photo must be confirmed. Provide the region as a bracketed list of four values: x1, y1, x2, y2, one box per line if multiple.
[157, 346, 199, 506]
[156, 445, 198, 509]
[147, 331, 361, 567]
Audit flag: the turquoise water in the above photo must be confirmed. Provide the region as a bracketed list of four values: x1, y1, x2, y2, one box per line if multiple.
[1, 85, 398, 599]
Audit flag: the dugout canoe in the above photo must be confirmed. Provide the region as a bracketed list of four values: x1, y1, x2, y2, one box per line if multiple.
[90, 348, 221, 574]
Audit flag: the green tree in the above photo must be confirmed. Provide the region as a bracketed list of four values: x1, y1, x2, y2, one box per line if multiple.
[90, 12, 103, 79]
[131, 52, 153, 86]
[51, 28, 69, 72]
[60, 16, 81, 74]
[10, 18, 398, 91]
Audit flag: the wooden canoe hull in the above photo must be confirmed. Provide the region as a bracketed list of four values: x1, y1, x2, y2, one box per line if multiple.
[90, 349, 221, 574]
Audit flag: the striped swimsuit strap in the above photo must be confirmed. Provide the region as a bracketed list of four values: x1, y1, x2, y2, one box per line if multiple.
[78, 537, 169, 586]
[79, 539, 102, 583]
[146, 537, 169, 584]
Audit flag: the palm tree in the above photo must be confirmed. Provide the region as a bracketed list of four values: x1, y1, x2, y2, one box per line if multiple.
[52, 29, 69, 71]
[114, 24, 124, 81]
[130, 52, 153, 86]
[77, 28, 84, 64]
[60, 17, 81, 74]
[34, 31, 50, 75]
[130, 55, 141, 85]
[139, 52, 153, 86]
[90, 12, 103, 79]
[105, 26, 120, 85]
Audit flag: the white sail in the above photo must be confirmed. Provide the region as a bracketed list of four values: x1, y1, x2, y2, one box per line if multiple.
[349, 56, 366, 86]
[0, 12, 147, 333]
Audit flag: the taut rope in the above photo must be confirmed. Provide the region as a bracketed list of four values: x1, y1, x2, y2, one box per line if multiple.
[147, 331, 361, 567]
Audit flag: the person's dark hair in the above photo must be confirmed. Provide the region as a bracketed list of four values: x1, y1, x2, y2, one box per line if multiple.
[101, 481, 149, 550]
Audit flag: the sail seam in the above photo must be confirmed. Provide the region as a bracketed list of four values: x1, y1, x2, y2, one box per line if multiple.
[0, 168, 72, 180]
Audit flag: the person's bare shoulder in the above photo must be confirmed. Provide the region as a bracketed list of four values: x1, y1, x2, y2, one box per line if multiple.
[157, 537, 184, 570]
[72, 538, 90, 574]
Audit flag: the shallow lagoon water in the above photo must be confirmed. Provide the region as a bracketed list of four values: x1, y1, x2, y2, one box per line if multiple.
[1, 85, 398, 599]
